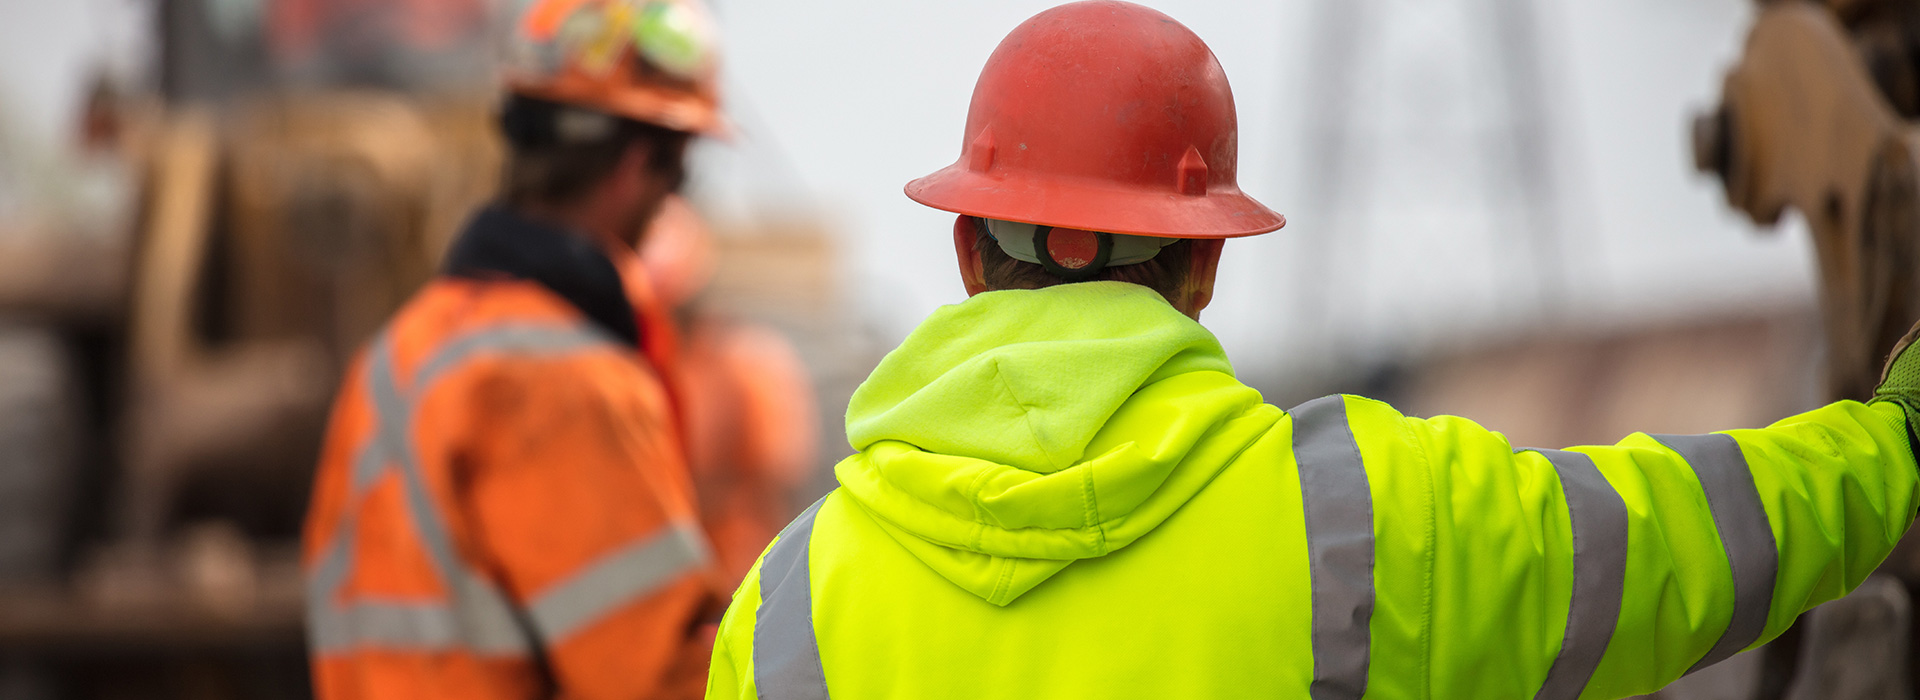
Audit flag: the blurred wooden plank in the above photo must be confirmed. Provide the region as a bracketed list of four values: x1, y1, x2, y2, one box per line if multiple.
[0, 232, 128, 325]
[0, 543, 303, 655]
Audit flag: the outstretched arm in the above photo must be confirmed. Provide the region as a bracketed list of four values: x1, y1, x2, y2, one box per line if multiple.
[1384, 395, 1916, 700]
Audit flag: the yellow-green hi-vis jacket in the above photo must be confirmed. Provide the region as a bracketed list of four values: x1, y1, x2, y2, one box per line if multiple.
[706, 282, 1919, 700]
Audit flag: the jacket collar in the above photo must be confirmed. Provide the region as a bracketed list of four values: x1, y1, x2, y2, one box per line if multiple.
[442, 204, 642, 348]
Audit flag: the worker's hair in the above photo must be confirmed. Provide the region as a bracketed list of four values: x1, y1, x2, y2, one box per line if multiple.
[499, 95, 691, 207]
[973, 223, 1193, 303]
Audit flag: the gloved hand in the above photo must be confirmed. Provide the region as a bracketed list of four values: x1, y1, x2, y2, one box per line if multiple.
[1873, 320, 1920, 452]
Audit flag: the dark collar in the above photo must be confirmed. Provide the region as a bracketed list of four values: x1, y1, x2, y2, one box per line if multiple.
[442, 205, 641, 348]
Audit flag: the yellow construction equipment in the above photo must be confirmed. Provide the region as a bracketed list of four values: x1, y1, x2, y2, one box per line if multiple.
[1695, 1, 1920, 697]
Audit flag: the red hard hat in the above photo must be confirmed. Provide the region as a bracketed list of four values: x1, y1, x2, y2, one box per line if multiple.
[905, 1, 1284, 239]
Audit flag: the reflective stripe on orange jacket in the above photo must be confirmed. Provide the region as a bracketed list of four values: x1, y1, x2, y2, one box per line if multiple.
[304, 264, 718, 696]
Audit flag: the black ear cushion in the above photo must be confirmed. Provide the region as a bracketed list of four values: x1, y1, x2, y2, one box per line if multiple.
[1033, 226, 1112, 282]
[500, 94, 566, 148]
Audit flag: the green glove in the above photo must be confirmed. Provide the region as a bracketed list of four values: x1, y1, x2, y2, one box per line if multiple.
[1873, 321, 1920, 453]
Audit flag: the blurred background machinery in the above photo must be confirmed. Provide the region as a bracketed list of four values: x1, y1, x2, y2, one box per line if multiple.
[1681, 0, 1920, 697]
[1388, 0, 1920, 696]
[1693, 0, 1920, 406]
[0, 1, 852, 698]
[0, 3, 510, 694]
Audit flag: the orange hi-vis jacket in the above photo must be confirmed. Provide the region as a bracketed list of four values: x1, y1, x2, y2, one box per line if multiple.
[303, 206, 719, 700]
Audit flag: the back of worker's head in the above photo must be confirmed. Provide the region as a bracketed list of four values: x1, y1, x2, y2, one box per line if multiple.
[906, 1, 1285, 316]
[498, 95, 690, 210]
[961, 215, 1198, 307]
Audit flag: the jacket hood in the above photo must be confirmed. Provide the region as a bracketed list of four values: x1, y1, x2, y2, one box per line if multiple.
[836, 282, 1266, 605]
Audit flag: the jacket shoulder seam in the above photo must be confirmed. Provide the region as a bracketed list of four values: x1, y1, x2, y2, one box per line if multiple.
[1393, 406, 1440, 700]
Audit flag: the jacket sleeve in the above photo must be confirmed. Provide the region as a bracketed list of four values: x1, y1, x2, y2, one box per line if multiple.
[1379, 397, 1918, 699]
[462, 357, 721, 700]
[703, 560, 764, 700]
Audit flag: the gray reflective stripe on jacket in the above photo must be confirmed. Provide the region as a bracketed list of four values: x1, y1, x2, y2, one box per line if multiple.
[1289, 395, 1374, 700]
[754, 497, 832, 700]
[1518, 448, 1628, 700]
[306, 322, 709, 655]
[1515, 433, 1773, 697]
[1655, 433, 1779, 673]
[528, 523, 712, 643]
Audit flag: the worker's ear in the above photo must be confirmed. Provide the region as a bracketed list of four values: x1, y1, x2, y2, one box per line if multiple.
[609, 136, 689, 248]
[1183, 238, 1225, 320]
[595, 141, 656, 247]
[954, 216, 989, 296]
[608, 139, 657, 196]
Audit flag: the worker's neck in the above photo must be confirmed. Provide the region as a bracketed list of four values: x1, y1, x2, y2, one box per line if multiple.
[512, 200, 636, 253]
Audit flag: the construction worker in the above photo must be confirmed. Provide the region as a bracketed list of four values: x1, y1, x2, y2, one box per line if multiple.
[638, 198, 820, 582]
[706, 2, 1920, 699]
[302, 1, 727, 698]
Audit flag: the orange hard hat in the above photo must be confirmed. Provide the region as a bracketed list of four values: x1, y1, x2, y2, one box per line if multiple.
[905, 1, 1284, 239]
[504, 0, 724, 135]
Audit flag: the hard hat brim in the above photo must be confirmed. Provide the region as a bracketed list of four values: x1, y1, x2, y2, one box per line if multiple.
[905, 163, 1286, 239]
[510, 78, 729, 138]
